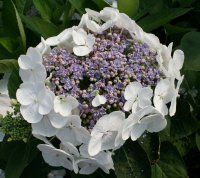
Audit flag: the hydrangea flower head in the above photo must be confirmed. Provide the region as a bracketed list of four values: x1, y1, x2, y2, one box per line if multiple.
[15, 7, 184, 174]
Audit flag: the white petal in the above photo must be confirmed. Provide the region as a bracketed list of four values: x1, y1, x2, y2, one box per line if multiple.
[48, 111, 68, 128]
[66, 115, 81, 128]
[32, 116, 57, 137]
[54, 95, 79, 116]
[86, 20, 101, 32]
[130, 123, 146, 141]
[138, 87, 152, 108]
[101, 131, 117, 151]
[33, 134, 53, 145]
[74, 127, 90, 144]
[72, 30, 85, 45]
[123, 98, 134, 111]
[108, 111, 125, 131]
[131, 101, 139, 113]
[0, 73, 10, 95]
[27, 47, 42, 63]
[73, 46, 91, 56]
[92, 94, 107, 107]
[173, 49, 184, 71]
[86, 34, 95, 49]
[0, 94, 13, 117]
[45, 36, 60, 46]
[85, 8, 100, 17]
[38, 90, 54, 115]
[60, 142, 80, 157]
[56, 127, 81, 146]
[37, 144, 73, 170]
[19, 64, 47, 82]
[122, 117, 135, 140]
[153, 95, 168, 115]
[79, 160, 99, 175]
[124, 82, 141, 100]
[20, 103, 42, 123]
[145, 114, 167, 132]
[36, 37, 50, 55]
[88, 133, 103, 156]
[18, 55, 33, 70]
[16, 85, 35, 105]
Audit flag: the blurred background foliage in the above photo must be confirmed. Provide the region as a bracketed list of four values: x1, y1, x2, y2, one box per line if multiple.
[0, 0, 200, 178]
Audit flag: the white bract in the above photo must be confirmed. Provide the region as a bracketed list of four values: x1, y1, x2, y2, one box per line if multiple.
[56, 115, 90, 146]
[38, 144, 78, 173]
[88, 111, 125, 156]
[168, 50, 184, 80]
[124, 82, 153, 113]
[169, 76, 184, 116]
[92, 94, 107, 107]
[54, 95, 79, 117]
[122, 106, 167, 141]
[18, 47, 46, 82]
[0, 73, 13, 117]
[78, 144, 114, 174]
[72, 29, 95, 56]
[17, 82, 54, 123]
[153, 78, 173, 115]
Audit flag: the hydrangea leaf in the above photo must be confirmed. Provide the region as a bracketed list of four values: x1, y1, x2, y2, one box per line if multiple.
[196, 130, 200, 151]
[68, 0, 98, 14]
[181, 32, 200, 71]
[11, 0, 26, 52]
[32, 0, 52, 22]
[138, 8, 191, 32]
[113, 140, 151, 178]
[92, 0, 110, 9]
[152, 142, 188, 178]
[170, 99, 198, 139]
[118, 0, 139, 18]
[138, 133, 160, 164]
[0, 140, 39, 178]
[0, 59, 18, 73]
[21, 16, 59, 38]
[0, 38, 17, 53]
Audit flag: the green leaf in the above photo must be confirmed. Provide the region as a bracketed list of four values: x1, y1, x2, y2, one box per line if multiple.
[11, 0, 26, 52]
[92, 0, 110, 9]
[164, 24, 196, 35]
[181, 32, 200, 71]
[0, 38, 17, 53]
[138, 133, 160, 164]
[2, 0, 19, 37]
[8, 67, 22, 99]
[118, 0, 139, 18]
[68, 0, 98, 14]
[138, 8, 192, 32]
[113, 140, 151, 178]
[21, 16, 59, 38]
[62, 2, 75, 28]
[196, 130, 200, 151]
[32, 0, 52, 21]
[151, 164, 168, 178]
[5, 140, 39, 178]
[154, 142, 188, 178]
[0, 59, 18, 73]
[13, 0, 27, 14]
[172, 137, 193, 156]
[170, 99, 198, 139]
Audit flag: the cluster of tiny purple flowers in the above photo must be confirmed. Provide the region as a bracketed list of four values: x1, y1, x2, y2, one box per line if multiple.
[43, 27, 162, 129]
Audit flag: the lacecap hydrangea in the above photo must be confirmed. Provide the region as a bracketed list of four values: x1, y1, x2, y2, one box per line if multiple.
[16, 7, 184, 174]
